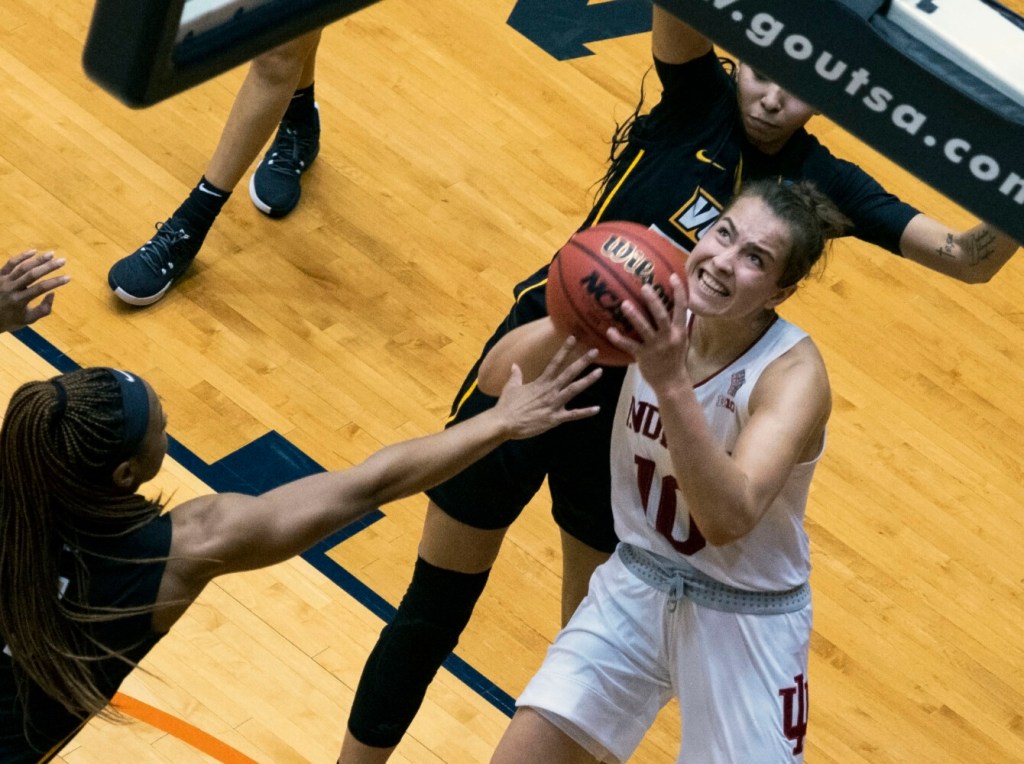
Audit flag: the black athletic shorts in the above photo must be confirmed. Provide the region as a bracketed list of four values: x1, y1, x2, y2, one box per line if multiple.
[426, 263, 626, 553]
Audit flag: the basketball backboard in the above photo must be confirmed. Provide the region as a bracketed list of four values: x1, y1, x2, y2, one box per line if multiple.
[82, 0, 379, 107]
[655, 0, 1024, 244]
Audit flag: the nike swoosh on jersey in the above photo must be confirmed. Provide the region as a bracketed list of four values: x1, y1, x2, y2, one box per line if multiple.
[695, 149, 726, 171]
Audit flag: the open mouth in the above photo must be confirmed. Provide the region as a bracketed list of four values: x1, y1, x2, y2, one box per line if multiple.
[697, 269, 729, 297]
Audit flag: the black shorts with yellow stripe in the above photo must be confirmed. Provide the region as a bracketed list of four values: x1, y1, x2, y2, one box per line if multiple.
[426, 263, 626, 553]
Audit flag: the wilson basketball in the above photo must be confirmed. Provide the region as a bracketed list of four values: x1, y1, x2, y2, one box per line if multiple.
[546, 221, 686, 366]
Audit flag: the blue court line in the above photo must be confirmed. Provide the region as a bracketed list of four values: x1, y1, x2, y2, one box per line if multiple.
[11, 326, 516, 717]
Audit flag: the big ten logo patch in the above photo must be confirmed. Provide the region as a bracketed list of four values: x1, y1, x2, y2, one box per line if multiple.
[779, 673, 810, 755]
[716, 369, 746, 412]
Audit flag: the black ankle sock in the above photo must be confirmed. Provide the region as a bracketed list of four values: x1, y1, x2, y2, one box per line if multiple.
[283, 83, 316, 125]
[171, 176, 231, 233]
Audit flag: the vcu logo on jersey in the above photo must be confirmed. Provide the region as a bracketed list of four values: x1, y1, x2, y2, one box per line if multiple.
[669, 187, 726, 247]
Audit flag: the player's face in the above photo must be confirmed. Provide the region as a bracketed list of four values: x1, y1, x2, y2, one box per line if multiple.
[126, 382, 168, 488]
[735, 64, 816, 155]
[686, 195, 796, 320]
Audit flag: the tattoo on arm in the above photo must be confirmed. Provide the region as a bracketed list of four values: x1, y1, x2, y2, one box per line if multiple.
[934, 229, 998, 265]
[935, 233, 955, 260]
[959, 228, 998, 266]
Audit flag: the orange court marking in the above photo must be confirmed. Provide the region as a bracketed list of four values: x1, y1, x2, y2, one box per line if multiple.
[112, 693, 259, 763]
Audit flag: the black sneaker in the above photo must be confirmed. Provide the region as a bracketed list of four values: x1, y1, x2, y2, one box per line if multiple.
[108, 217, 203, 306]
[249, 103, 320, 218]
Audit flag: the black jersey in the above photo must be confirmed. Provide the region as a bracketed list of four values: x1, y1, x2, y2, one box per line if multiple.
[0, 513, 172, 762]
[581, 50, 920, 255]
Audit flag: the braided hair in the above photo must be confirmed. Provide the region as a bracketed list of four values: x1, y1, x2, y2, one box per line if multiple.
[0, 368, 162, 720]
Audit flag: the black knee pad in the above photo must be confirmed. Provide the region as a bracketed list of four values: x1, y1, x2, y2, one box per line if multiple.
[347, 557, 491, 748]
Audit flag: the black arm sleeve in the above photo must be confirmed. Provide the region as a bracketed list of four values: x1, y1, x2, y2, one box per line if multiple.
[803, 145, 920, 256]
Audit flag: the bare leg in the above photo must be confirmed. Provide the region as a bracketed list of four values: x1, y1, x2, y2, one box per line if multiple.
[337, 735, 394, 764]
[559, 529, 611, 626]
[338, 501, 508, 763]
[491, 708, 600, 764]
[417, 501, 509, 572]
[296, 33, 319, 90]
[204, 29, 322, 190]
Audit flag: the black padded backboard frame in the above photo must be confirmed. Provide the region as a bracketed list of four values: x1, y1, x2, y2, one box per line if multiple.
[655, 0, 1024, 244]
[82, 0, 379, 108]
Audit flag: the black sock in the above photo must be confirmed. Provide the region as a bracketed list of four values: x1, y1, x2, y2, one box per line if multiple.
[283, 83, 316, 125]
[171, 176, 231, 234]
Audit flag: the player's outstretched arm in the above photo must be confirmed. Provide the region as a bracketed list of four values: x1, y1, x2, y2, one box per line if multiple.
[0, 249, 69, 333]
[163, 338, 602, 588]
[488, 337, 602, 441]
[478, 317, 592, 395]
[900, 214, 1020, 283]
[652, 4, 714, 64]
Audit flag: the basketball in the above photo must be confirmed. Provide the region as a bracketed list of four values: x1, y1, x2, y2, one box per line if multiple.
[546, 222, 687, 366]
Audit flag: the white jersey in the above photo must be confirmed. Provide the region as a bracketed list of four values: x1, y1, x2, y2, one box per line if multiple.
[610, 315, 822, 591]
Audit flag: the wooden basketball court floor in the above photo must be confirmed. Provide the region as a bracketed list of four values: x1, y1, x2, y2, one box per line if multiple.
[2, 0, 1024, 761]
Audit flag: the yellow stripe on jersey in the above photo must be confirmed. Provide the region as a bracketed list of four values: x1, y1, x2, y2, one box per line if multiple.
[514, 277, 547, 304]
[591, 148, 645, 225]
[446, 378, 479, 424]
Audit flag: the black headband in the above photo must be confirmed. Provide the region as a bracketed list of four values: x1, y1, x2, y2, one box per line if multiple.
[106, 368, 150, 464]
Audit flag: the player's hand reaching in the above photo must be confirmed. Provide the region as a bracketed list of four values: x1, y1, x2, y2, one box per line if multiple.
[0, 249, 69, 333]
[607, 273, 691, 390]
[492, 335, 602, 439]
